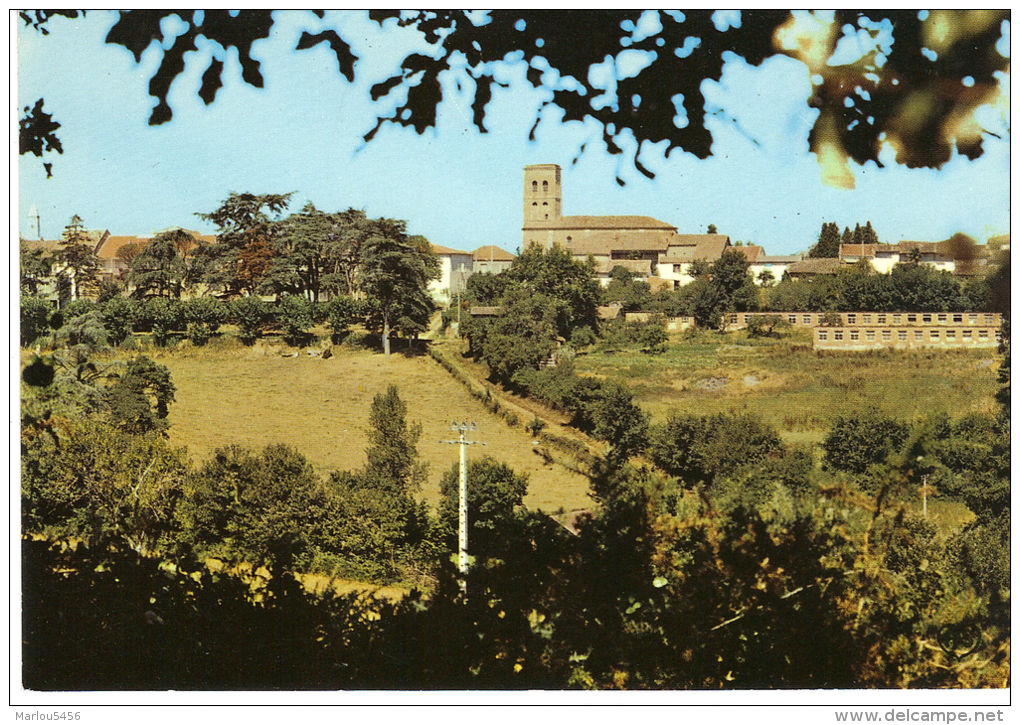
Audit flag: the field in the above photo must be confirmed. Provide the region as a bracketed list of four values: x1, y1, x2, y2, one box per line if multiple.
[573, 328, 1001, 446]
[151, 339, 593, 514]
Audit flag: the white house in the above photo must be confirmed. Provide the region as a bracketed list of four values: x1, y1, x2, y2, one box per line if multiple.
[429, 244, 474, 305]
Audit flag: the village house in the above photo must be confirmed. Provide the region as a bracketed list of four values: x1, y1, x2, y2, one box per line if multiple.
[472, 245, 516, 275]
[429, 244, 474, 305]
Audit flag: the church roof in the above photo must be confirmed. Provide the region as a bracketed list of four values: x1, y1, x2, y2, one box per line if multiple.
[526, 214, 676, 231]
[569, 229, 675, 255]
[660, 235, 731, 263]
[594, 258, 653, 276]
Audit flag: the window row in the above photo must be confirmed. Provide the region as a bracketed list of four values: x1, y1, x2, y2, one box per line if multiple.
[817, 328, 998, 343]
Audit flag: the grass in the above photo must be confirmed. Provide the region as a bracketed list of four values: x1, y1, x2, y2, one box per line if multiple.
[574, 328, 1001, 444]
[151, 338, 593, 514]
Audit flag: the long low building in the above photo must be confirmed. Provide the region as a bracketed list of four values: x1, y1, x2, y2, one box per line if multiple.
[814, 325, 1001, 350]
[722, 310, 1002, 330]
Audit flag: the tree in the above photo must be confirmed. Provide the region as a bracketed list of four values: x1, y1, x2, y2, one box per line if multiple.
[821, 412, 910, 474]
[181, 297, 227, 346]
[809, 221, 841, 258]
[182, 444, 325, 575]
[756, 269, 775, 287]
[20, 239, 51, 295]
[479, 289, 560, 383]
[861, 220, 879, 245]
[54, 215, 99, 301]
[127, 230, 190, 298]
[325, 295, 361, 344]
[602, 265, 653, 311]
[438, 456, 529, 560]
[197, 192, 292, 296]
[22, 418, 187, 554]
[21, 296, 53, 346]
[502, 243, 600, 336]
[104, 355, 177, 435]
[275, 294, 314, 347]
[101, 296, 137, 346]
[32, 10, 1001, 181]
[230, 296, 269, 345]
[358, 219, 439, 356]
[707, 224, 718, 234]
[361, 385, 427, 497]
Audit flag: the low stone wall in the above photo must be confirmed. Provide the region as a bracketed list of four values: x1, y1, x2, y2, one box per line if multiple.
[813, 325, 1001, 351]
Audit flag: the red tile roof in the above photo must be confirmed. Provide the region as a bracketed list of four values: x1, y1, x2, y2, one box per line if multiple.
[840, 243, 876, 258]
[431, 244, 473, 256]
[569, 229, 676, 255]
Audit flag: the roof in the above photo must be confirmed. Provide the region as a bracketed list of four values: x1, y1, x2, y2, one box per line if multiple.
[734, 244, 764, 263]
[96, 235, 148, 260]
[787, 257, 844, 275]
[472, 245, 516, 262]
[596, 304, 622, 320]
[595, 259, 653, 276]
[877, 241, 951, 257]
[754, 254, 803, 264]
[431, 244, 473, 256]
[840, 243, 876, 258]
[21, 239, 63, 257]
[569, 229, 675, 255]
[525, 214, 676, 231]
[660, 235, 731, 264]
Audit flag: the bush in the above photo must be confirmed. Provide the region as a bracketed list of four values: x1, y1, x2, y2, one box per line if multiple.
[745, 313, 788, 338]
[821, 412, 909, 474]
[276, 294, 314, 347]
[21, 296, 53, 347]
[230, 296, 268, 345]
[526, 416, 546, 437]
[182, 297, 227, 346]
[569, 326, 598, 349]
[648, 412, 784, 486]
[101, 296, 137, 346]
[147, 298, 184, 347]
[325, 295, 361, 344]
[60, 298, 97, 322]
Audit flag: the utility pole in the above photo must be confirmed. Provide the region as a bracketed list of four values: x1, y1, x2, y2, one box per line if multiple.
[441, 422, 485, 594]
[921, 473, 929, 519]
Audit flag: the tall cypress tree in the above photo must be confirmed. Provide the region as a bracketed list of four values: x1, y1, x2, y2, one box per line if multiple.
[809, 221, 840, 258]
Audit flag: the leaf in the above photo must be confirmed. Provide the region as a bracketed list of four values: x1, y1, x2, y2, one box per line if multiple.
[198, 58, 224, 105]
[652, 575, 668, 588]
[296, 30, 358, 82]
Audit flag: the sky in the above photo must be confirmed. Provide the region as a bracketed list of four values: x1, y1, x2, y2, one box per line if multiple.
[15, 10, 1011, 256]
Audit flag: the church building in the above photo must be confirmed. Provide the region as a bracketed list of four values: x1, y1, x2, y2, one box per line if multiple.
[521, 163, 732, 288]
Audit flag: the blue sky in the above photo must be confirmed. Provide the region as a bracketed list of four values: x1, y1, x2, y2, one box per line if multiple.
[16, 10, 1010, 255]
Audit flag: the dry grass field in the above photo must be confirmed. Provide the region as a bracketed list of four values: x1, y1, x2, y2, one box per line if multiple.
[574, 329, 1001, 445]
[151, 339, 593, 514]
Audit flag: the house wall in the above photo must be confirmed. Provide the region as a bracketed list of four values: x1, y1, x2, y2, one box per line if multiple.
[721, 311, 1001, 331]
[429, 254, 474, 305]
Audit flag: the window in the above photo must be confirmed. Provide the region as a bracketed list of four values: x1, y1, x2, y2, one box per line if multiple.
[979, 330, 989, 340]
[673, 264, 682, 273]
[985, 314, 995, 324]
[803, 314, 811, 324]
[968, 314, 977, 323]
[788, 315, 797, 324]
[953, 314, 962, 323]
[907, 314, 916, 323]
[946, 330, 956, 340]
[850, 330, 859, 341]
[532, 180, 538, 192]
[818, 330, 828, 341]
[847, 314, 857, 324]
[728, 314, 738, 324]
[922, 313, 931, 323]
[566, 236, 572, 243]
[882, 330, 891, 341]
[877, 314, 886, 324]
[893, 314, 902, 324]
[995, 330, 1003, 342]
[862, 314, 871, 324]
[866, 330, 876, 341]
[834, 330, 844, 341]
[930, 330, 940, 341]
[914, 330, 923, 341]
[962, 330, 972, 339]
[937, 313, 947, 322]
[898, 330, 907, 341]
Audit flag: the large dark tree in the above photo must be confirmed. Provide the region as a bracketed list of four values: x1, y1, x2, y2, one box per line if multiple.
[127, 230, 191, 299]
[20, 11, 1010, 181]
[54, 215, 99, 301]
[197, 192, 292, 296]
[809, 221, 841, 258]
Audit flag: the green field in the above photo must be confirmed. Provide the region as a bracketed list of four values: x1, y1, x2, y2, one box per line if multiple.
[150, 338, 594, 514]
[573, 328, 1001, 445]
